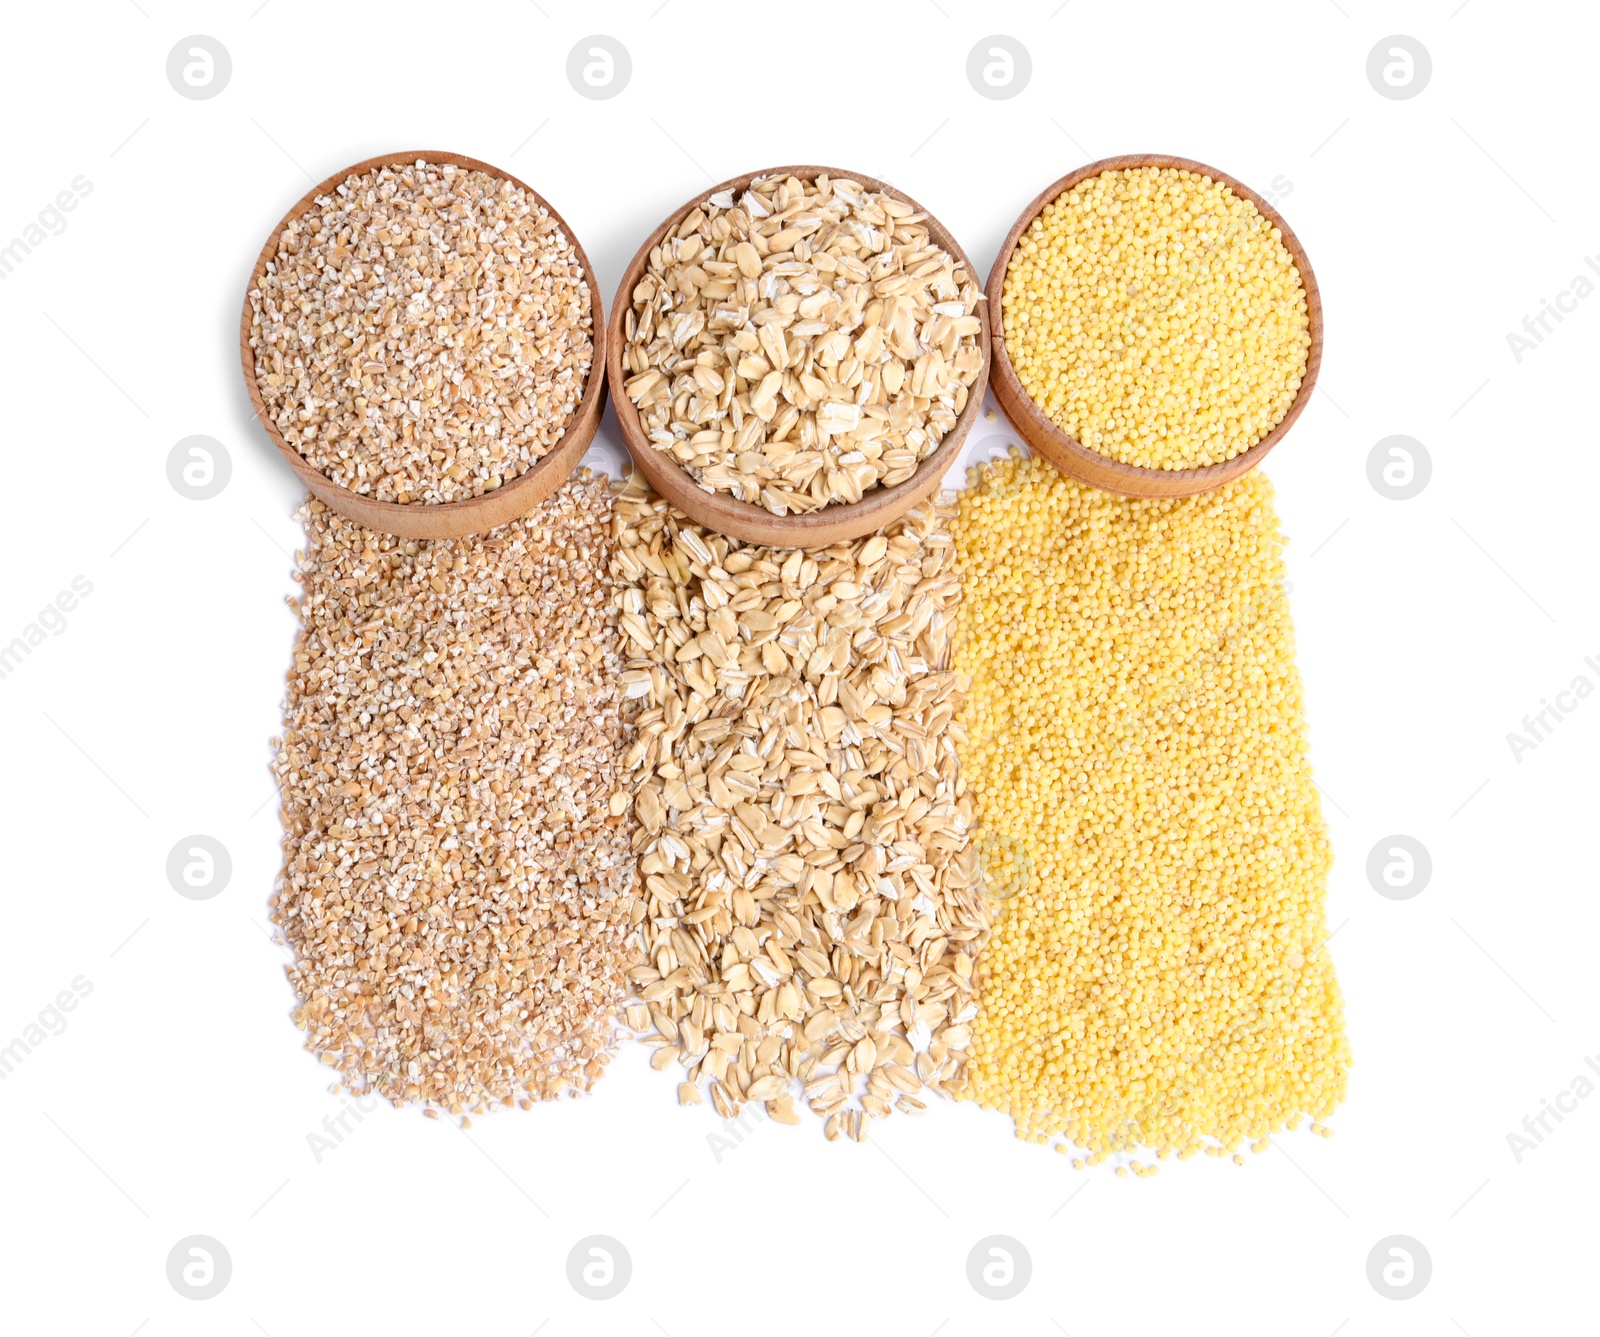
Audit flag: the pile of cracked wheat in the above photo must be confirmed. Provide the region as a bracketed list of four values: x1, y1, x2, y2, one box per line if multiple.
[271, 474, 639, 1114]
[249, 159, 593, 505]
[621, 172, 985, 515]
[950, 452, 1349, 1173]
[610, 483, 992, 1141]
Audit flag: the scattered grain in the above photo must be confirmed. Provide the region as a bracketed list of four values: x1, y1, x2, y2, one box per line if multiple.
[610, 482, 991, 1138]
[272, 473, 639, 1111]
[952, 452, 1348, 1161]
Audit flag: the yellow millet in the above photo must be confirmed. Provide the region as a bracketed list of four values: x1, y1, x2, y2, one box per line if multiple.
[952, 453, 1349, 1160]
[1002, 167, 1311, 470]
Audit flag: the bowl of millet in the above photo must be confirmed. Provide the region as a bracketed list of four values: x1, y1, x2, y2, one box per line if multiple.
[987, 154, 1322, 498]
[242, 151, 605, 539]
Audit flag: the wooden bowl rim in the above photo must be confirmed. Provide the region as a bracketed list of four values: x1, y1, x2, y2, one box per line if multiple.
[239, 149, 607, 539]
[984, 152, 1323, 498]
[605, 163, 991, 547]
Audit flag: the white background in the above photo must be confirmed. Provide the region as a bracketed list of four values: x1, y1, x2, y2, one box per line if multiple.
[0, 1, 1594, 1333]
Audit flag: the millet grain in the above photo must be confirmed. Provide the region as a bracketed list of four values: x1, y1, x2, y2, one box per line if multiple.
[952, 453, 1349, 1161]
[1003, 166, 1310, 470]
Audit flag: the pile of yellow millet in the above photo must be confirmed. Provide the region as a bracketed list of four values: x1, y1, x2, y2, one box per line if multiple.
[952, 453, 1349, 1164]
[1002, 166, 1311, 470]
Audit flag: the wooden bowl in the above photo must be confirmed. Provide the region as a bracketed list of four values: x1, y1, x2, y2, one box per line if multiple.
[986, 153, 1323, 499]
[240, 150, 607, 539]
[606, 165, 990, 547]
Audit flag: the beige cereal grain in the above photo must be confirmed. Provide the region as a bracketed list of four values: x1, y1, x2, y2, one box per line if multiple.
[623, 173, 985, 515]
[249, 159, 593, 505]
[272, 473, 638, 1112]
[610, 482, 992, 1137]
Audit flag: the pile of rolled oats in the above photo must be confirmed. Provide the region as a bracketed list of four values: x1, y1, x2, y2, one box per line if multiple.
[621, 173, 985, 516]
[249, 159, 594, 505]
[272, 474, 639, 1115]
[610, 482, 992, 1140]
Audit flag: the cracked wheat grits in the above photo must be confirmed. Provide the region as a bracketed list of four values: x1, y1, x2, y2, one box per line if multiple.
[248, 159, 593, 505]
[271, 473, 639, 1114]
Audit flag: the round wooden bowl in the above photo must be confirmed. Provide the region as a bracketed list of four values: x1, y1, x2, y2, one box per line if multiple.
[606, 165, 990, 547]
[986, 153, 1323, 499]
[240, 150, 607, 540]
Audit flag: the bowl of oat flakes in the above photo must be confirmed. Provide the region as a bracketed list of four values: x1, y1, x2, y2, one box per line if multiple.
[608, 165, 989, 545]
[242, 151, 605, 539]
